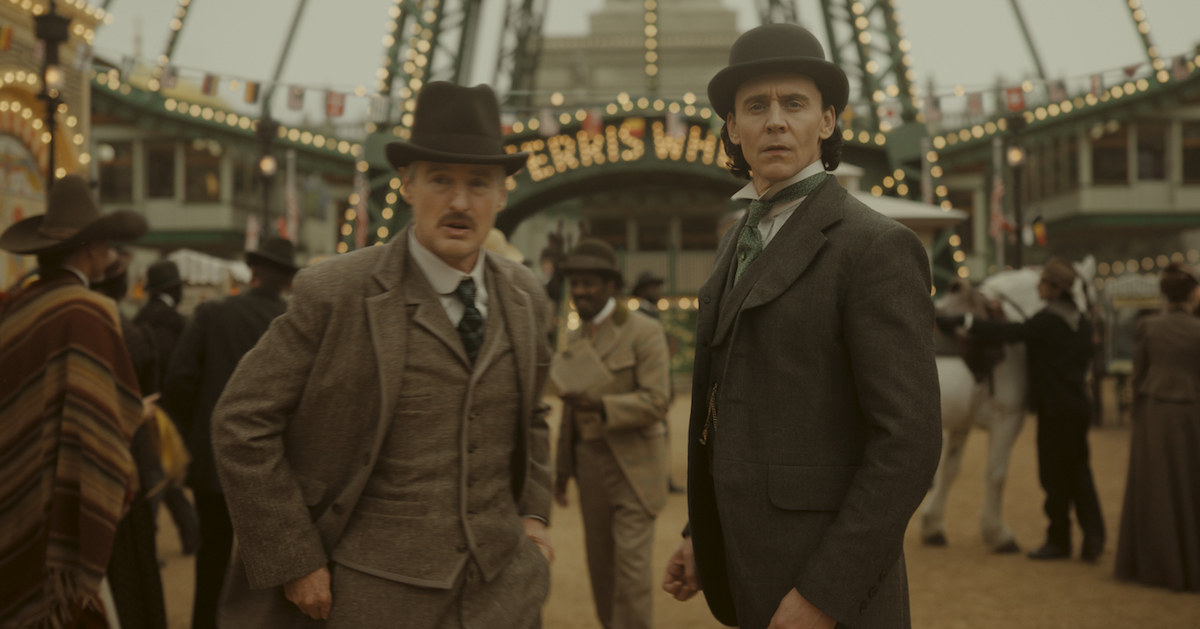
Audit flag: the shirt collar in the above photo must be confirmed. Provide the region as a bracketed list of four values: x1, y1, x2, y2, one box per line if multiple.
[731, 159, 827, 202]
[407, 226, 487, 296]
[156, 293, 177, 308]
[61, 264, 90, 288]
[591, 297, 617, 326]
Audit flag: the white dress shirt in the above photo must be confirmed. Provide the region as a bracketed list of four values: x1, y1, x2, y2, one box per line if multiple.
[407, 228, 488, 325]
[730, 159, 827, 250]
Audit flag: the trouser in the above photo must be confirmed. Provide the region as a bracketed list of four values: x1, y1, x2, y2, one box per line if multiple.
[326, 537, 550, 628]
[192, 489, 233, 629]
[575, 439, 656, 629]
[106, 497, 168, 629]
[1036, 409, 1105, 551]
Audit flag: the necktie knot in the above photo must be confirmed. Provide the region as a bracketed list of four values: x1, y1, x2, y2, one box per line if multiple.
[455, 278, 477, 308]
[735, 171, 827, 285]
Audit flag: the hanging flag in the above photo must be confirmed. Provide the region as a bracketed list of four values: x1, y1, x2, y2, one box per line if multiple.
[245, 214, 260, 252]
[201, 74, 219, 96]
[275, 216, 289, 241]
[120, 55, 137, 79]
[500, 112, 517, 135]
[538, 109, 560, 137]
[0, 25, 13, 52]
[161, 65, 178, 89]
[1090, 74, 1103, 97]
[244, 81, 261, 104]
[623, 117, 646, 139]
[1124, 63, 1141, 78]
[325, 91, 346, 117]
[287, 86, 305, 110]
[967, 92, 983, 118]
[1174, 56, 1191, 81]
[353, 171, 369, 249]
[666, 111, 686, 139]
[369, 95, 390, 123]
[73, 43, 92, 71]
[1048, 81, 1067, 103]
[583, 108, 603, 137]
[924, 95, 941, 123]
[1032, 217, 1047, 247]
[1004, 87, 1025, 113]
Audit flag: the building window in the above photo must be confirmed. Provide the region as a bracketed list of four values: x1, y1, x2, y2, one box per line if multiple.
[186, 140, 222, 203]
[588, 217, 627, 251]
[1091, 123, 1128, 185]
[1136, 122, 1168, 181]
[637, 216, 671, 252]
[145, 141, 176, 199]
[97, 142, 133, 203]
[1183, 122, 1200, 184]
[680, 215, 718, 251]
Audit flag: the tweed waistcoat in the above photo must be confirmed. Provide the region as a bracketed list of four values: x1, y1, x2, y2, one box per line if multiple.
[331, 263, 524, 588]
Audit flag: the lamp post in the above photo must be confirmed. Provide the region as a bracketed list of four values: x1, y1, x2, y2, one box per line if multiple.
[256, 117, 280, 233]
[1005, 114, 1028, 269]
[34, 0, 71, 191]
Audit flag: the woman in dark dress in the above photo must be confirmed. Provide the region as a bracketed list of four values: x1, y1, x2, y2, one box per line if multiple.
[1115, 263, 1200, 592]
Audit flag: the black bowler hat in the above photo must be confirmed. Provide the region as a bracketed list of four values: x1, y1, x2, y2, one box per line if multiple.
[0, 174, 147, 254]
[708, 24, 850, 121]
[385, 82, 529, 176]
[562, 239, 624, 287]
[631, 271, 665, 296]
[145, 260, 182, 294]
[245, 237, 299, 273]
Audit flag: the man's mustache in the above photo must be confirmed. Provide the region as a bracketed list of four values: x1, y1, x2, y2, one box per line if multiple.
[439, 213, 475, 229]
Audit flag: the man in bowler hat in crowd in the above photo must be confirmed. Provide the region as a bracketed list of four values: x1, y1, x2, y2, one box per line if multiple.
[662, 24, 942, 629]
[555, 239, 671, 629]
[160, 237, 299, 629]
[210, 82, 554, 628]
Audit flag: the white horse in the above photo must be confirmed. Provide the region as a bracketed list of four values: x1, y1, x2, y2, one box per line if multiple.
[919, 258, 1095, 552]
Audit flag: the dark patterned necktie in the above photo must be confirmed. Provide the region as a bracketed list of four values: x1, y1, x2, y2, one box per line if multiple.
[455, 278, 484, 364]
[734, 171, 827, 284]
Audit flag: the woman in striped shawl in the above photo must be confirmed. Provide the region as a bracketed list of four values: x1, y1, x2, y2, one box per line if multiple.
[0, 175, 148, 629]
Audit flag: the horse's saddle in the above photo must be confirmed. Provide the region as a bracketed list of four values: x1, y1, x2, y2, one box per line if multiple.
[935, 278, 1008, 384]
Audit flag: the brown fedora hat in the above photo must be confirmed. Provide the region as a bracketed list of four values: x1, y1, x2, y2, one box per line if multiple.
[708, 24, 850, 121]
[386, 82, 529, 176]
[0, 175, 148, 254]
[562, 238, 624, 287]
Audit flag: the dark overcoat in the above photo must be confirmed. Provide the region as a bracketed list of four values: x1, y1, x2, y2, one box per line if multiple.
[160, 287, 287, 493]
[133, 296, 186, 395]
[687, 177, 942, 629]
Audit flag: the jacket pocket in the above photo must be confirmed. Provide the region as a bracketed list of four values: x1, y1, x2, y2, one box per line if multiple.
[604, 349, 637, 372]
[767, 465, 861, 512]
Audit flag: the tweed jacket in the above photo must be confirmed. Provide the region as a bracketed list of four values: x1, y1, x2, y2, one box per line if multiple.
[687, 177, 942, 629]
[160, 287, 288, 493]
[556, 301, 672, 514]
[210, 231, 552, 626]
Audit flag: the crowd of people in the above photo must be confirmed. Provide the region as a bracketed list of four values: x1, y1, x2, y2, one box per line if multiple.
[1, 22, 1196, 629]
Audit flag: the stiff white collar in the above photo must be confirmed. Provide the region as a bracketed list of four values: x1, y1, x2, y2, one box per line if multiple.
[591, 297, 617, 326]
[731, 159, 826, 202]
[61, 265, 90, 288]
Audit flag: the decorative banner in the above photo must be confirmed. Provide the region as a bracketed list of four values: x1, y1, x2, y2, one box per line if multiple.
[1124, 63, 1141, 78]
[275, 215, 289, 241]
[245, 214, 260, 252]
[1048, 81, 1067, 103]
[73, 43, 92, 71]
[500, 112, 516, 135]
[1174, 56, 1191, 81]
[161, 65, 178, 89]
[1090, 74, 1103, 96]
[0, 24, 13, 52]
[538, 109, 560, 138]
[623, 117, 646, 139]
[244, 81, 260, 104]
[666, 111, 685, 139]
[325, 91, 345, 117]
[583, 108, 603, 137]
[201, 74, 219, 96]
[924, 96, 941, 123]
[967, 92, 983, 118]
[287, 86, 305, 110]
[120, 55, 137, 78]
[369, 95, 390, 123]
[1004, 87, 1026, 112]
[1032, 216, 1047, 246]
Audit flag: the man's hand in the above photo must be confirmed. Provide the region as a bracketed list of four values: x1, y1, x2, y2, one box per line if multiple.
[524, 517, 555, 564]
[284, 565, 332, 621]
[768, 588, 835, 629]
[560, 392, 604, 414]
[554, 474, 570, 507]
[662, 536, 700, 601]
[140, 393, 161, 423]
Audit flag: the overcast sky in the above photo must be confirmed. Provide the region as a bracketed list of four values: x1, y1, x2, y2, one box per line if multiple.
[92, 0, 1199, 126]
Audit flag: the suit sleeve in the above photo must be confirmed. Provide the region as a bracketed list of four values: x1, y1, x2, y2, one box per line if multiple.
[602, 319, 671, 431]
[794, 225, 943, 623]
[518, 285, 555, 522]
[210, 270, 331, 589]
[161, 304, 208, 437]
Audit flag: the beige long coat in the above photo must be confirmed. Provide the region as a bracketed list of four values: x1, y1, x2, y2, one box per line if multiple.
[556, 301, 672, 515]
[210, 233, 553, 627]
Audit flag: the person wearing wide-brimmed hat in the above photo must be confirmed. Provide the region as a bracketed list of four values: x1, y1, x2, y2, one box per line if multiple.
[552, 239, 670, 629]
[0, 174, 149, 628]
[662, 24, 942, 629]
[630, 271, 665, 321]
[939, 257, 1105, 564]
[210, 81, 554, 629]
[157, 236, 298, 629]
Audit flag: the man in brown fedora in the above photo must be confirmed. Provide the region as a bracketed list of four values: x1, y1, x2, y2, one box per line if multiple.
[554, 239, 671, 629]
[211, 82, 554, 628]
[0, 174, 149, 628]
[938, 257, 1104, 563]
[160, 236, 299, 629]
[661, 24, 942, 629]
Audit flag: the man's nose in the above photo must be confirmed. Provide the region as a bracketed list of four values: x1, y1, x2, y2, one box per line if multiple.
[765, 101, 787, 130]
[449, 184, 470, 210]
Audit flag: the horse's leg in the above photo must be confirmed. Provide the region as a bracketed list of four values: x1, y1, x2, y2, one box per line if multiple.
[979, 349, 1029, 553]
[921, 424, 971, 545]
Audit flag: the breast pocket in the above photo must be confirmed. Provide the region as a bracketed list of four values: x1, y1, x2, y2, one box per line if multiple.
[767, 465, 861, 512]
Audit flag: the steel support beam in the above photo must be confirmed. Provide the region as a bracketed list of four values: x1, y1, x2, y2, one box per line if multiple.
[493, 0, 548, 108]
[757, 0, 799, 24]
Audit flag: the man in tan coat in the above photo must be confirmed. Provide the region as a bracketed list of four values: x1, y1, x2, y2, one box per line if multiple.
[211, 82, 554, 628]
[554, 239, 671, 629]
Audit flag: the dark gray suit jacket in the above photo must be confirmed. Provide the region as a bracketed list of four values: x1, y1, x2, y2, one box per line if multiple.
[687, 177, 942, 629]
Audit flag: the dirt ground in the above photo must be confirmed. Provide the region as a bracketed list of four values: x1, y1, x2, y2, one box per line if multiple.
[155, 396, 1200, 628]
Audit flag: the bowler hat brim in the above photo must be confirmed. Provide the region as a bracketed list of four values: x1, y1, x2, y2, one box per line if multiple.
[708, 57, 850, 121]
[245, 250, 299, 273]
[386, 142, 530, 177]
[0, 210, 148, 255]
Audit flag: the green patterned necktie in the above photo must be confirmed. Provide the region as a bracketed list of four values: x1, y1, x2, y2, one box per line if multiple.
[734, 171, 828, 285]
[455, 278, 484, 364]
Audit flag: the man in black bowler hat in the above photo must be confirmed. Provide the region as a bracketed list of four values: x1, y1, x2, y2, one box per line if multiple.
[209, 82, 554, 628]
[160, 237, 299, 629]
[661, 24, 942, 629]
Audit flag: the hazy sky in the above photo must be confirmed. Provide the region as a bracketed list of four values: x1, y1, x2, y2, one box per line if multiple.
[91, 0, 1199, 126]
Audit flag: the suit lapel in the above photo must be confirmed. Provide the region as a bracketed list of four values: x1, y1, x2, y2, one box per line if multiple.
[405, 257, 472, 370]
[710, 178, 845, 347]
[696, 221, 739, 346]
[491, 255, 537, 419]
[366, 237, 413, 435]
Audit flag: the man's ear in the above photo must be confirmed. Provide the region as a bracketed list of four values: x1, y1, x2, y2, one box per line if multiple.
[726, 112, 741, 145]
[819, 106, 836, 140]
[398, 166, 414, 204]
